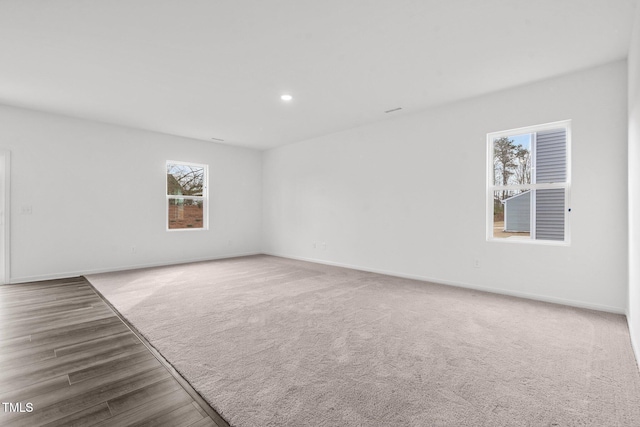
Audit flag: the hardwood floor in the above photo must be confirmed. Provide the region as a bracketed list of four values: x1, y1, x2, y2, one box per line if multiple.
[0, 277, 229, 427]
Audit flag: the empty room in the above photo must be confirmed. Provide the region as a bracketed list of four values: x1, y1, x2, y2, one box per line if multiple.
[2, 1, 640, 426]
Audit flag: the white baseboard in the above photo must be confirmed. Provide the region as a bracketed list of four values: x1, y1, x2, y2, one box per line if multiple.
[8, 251, 261, 284]
[264, 251, 626, 315]
[629, 320, 640, 371]
[7, 249, 628, 317]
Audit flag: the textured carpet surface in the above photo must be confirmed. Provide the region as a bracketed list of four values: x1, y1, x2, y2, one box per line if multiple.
[87, 255, 640, 426]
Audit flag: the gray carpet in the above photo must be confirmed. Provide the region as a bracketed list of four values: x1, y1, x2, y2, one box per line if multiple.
[86, 255, 640, 426]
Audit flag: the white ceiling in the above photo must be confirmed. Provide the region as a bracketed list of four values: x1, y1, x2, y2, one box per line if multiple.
[0, 0, 637, 150]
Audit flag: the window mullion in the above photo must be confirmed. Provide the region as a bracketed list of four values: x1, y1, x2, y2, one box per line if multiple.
[491, 183, 567, 192]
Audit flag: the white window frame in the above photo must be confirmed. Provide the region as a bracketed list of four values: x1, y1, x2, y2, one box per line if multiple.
[166, 160, 209, 232]
[486, 120, 571, 245]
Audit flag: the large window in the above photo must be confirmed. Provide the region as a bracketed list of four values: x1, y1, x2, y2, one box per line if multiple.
[487, 120, 571, 244]
[166, 161, 208, 230]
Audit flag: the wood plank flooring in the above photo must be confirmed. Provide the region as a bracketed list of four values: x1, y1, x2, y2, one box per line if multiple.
[0, 277, 229, 427]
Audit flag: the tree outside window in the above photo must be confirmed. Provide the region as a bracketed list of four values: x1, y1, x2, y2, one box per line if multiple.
[488, 121, 570, 243]
[167, 162, 208, 230]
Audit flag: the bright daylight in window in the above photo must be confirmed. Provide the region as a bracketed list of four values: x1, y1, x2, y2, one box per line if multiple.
[166, 161, 208, 230]
[487, 120, 570, 243]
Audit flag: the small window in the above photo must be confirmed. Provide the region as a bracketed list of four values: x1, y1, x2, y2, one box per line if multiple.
[487, 121, 570, 244]
[166, 161, 208, 230]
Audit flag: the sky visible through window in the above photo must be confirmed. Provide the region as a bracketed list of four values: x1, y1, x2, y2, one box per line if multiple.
[510, 133, 531, 151]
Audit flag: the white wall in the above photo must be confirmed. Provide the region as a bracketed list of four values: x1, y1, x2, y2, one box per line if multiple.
[0, 58, 632, 320]
[263, 61, 629, 313]
[0, 105, 262, 282]
[628, 3, 640, 366]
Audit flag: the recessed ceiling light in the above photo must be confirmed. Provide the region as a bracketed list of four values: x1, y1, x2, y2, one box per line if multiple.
[281, 94, 293, 101]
